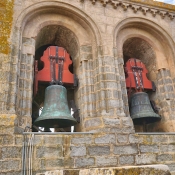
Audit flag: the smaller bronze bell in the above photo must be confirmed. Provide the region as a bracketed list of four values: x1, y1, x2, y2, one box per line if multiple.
[129, 92, 161, 125]
[34, 85, 77, 128]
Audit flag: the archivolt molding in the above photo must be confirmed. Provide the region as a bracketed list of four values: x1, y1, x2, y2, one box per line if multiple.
[80, 0, 175, 19]
[16, 1, 102, 46]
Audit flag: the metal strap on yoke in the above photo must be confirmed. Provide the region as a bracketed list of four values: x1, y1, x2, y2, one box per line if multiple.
[49, 46, 65, 85]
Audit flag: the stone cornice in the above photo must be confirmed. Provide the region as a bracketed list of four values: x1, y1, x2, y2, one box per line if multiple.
[80, 0, 175, 20]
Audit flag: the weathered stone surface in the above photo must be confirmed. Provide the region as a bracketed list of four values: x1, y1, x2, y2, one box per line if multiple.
[37, 165, 171, 175]
[103, 118, 120, 126]
[71, 137, 92, 144]
[119, 155, 135, 165]
[75, 157, 95, 168]
[136, 154, 156, 165]
[96, 156, 118, 166]
[70, 146, 86, 157]
[43, 136, 63, 145]
[95, 134, 115, 144]
[113, 144, 138, 155]
[139, 144, 159, 153]
[88, 146, 110, 156]
[2, 147, 22, 159]
[157, 154, 174, 162]
[36, 146, 62, 158]
[117, 134, 128, 143]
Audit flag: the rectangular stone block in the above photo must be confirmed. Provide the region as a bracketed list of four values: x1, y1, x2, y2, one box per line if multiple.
[117, 134, 128, 143]
[119, 155, 135, 165]
[136, 154, 156, 165]
[43, 136, 63, 145]
[157, 154, 174, 162]
[96, 156, 118, 167]
[1, 160, 20, 171]
[129, 134, 143, 144]
[70, 146, 86, 157]
[160, 144, 175, 153]
[75, 157, 95, 168]
[84, 118, 102, 129]
[2, 146, 22, 159]
[41, 159, 63, 169]
[36, 146, 62, 158]
[113, 144, 138, 155]
[95, 134, 116, 144]
[88, 146, 110, 156]
[139, 144, 159, 153]
[152, 135, 168, 143]
[0, 135, 14, 145]
[71, 137, 92, 144]
[103, 118, 120, 127]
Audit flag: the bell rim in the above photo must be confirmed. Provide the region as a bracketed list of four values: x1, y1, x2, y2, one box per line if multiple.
[34, 118, 77, 128]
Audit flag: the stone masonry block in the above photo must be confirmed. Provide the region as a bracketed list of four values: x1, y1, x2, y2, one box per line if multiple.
[152, 136, 168, 143]
[84, 118, 102, 129]
[95, 134, 115, 144]
[1, 160, 20, 171]
[71, 137, 92, 144]
[2, 147, 22, 159]
[96, 156, 118, 167]
[41, 159, 64, 168]
[168, 136, 175, 143]
[157, 154, 174, 162]
[103, 118, 120, 127]
[119, 155, 135, 165]
[160, 144, 175, 153]
[70, 146, 86, 157]
[129, 134, 143, 144]
[117, 134, 128, 143]
[0, 135, 14, 145]
[121, 117, 134, 128]
[136, 154, 156, 165]
[88, 146, 110, 156]
[36, 146, 62, 158]
[139, 144, 159, 153]
[113, 144, 138, 155]
[43, 136, 63, 145]
[75, 157, 95, 168]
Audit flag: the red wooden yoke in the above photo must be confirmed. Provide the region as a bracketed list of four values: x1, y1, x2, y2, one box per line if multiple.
[34, 46, 76, 96]
[125, 58, 154, 92]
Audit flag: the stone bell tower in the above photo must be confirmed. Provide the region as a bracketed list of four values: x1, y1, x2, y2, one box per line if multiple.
[0, 0, 175, 174]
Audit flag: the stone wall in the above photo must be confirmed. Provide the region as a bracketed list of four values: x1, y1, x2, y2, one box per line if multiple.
[2, 133, 175, 174]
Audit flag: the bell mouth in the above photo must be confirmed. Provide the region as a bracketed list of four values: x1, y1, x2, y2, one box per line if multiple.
[129, 92, 161, 125]
[34, 118, 77, 128]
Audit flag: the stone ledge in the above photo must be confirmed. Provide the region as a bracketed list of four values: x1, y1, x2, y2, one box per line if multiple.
[36, 164, 170, 175]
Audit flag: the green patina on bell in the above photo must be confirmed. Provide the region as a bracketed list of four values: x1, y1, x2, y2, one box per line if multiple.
[34, 85, 77, 128]
[129, 92, 161, 125]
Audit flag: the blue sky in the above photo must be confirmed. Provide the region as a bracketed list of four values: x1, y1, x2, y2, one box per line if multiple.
[154, 0, 175, 5]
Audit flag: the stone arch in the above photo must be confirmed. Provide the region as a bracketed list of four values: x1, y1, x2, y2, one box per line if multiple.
[10, 2, 102, 132]
[114, 17, 175, 72]
[114, 17, 175, 132]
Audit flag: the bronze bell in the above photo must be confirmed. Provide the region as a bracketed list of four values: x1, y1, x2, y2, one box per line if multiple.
[129, 92, 161, 125]
[34, 85, 77, 128]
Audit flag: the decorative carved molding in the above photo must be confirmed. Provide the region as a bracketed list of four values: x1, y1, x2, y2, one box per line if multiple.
[80, 0, 175, 19]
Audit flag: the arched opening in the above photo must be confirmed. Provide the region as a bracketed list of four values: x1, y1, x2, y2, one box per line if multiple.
[115, 18, 175, 132]
[32, 25, 79, 132]
[123, 37, 159, 132]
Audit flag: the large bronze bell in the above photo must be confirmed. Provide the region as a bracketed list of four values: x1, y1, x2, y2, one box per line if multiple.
[34, 85, 77, 128]
[129, 92, 161, 125]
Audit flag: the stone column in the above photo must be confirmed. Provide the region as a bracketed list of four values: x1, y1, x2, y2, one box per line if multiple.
[15, 37, 35, 133]
[148, 68, 175, 131]
[81, 45, 134, 133]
